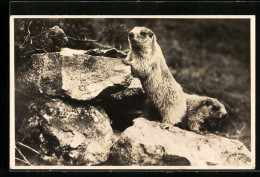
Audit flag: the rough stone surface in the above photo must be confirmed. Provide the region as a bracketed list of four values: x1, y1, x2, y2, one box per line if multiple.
[109, 118, 251, 166]
[20, 97, 116, 165]
[18, 48, 132, 101]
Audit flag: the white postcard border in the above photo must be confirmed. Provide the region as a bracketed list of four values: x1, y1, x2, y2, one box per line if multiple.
[10, 15, 256, 170]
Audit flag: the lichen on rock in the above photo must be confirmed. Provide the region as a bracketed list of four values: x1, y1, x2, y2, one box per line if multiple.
[20, 96, 116, 165]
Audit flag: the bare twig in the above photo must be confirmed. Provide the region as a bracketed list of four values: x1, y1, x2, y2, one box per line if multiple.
[22, 134, 29, 142]
[15, 146, 31, 165]
[20, 21, 32, 49]
[15, 157, 28, 165]
[67, 36, 97, 42]
[39, 44, 48, 53]
[17, 142, 40, 155]
[67, 36, 111, 49]
[236, 123, 246, 140]
[24, 48, 46, 55]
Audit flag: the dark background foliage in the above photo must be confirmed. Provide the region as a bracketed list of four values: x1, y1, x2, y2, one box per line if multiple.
[14, 18, 251, 149]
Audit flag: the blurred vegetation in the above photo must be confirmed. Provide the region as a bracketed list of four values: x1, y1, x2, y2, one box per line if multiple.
[14, 18, 251, 149]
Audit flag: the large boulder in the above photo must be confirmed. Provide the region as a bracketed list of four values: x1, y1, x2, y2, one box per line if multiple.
[109, 118, 251, 166]
[17, 48, 132, 101]
[17, 96, 116, 166]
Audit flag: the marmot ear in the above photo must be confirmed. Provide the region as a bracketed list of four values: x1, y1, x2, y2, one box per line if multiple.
[203, 99, 213, 106]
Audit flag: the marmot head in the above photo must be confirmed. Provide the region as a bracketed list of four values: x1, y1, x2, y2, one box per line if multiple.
[128, 27, 156, 54]
[199, 98, 227, 119]
[196, 98, 228, 131]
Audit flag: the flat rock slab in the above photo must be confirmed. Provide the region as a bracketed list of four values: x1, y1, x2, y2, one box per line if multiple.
[26, 48, 132, 100]
[110, 118, 251, 166]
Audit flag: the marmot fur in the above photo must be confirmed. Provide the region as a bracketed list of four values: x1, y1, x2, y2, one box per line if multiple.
[124, 27, 187, 125]
[184, 93, 227, 134]
[139, 92, 228, 134]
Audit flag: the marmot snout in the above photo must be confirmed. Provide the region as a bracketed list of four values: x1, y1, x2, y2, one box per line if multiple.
[128, 28, 154, 51]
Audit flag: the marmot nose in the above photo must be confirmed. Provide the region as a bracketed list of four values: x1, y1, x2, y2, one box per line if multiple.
[129, 32, 134, 39]
[221, 113, 228, 119]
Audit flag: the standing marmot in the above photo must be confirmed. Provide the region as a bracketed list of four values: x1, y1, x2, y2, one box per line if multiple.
[124, 27, 187, 125]
[184, 93, 227, 134]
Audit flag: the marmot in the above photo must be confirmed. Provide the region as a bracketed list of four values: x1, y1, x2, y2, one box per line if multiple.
[139, 92, 228, 134]
[184, 93, 227, 134]
[124, 27, 187, 125]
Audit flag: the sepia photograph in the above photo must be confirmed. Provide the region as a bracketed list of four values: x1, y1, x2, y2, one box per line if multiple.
[10, 15, 255, 170]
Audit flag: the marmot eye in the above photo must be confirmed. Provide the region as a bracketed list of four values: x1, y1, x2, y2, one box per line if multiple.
[148, 32, 153, 38]
[204, 99, 212, 106]
[140, 31, 146, 36]
[213, 105, 220, 111]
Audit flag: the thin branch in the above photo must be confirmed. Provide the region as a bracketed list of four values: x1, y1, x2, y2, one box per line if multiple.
[20, 21, 32, 49]
[15, 157, 28, 165]
[236, 123, 246, 140]
[24, 48, 46, 55]
[41, 48, 48, 53]
[17, 142, 40, 155]
[67, 36, 111, 49]
[67, 36, 97, 42]
[37, 41, 48, 53]
[22, 134, 29, 142]
[15, 146, 31, 165]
